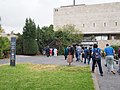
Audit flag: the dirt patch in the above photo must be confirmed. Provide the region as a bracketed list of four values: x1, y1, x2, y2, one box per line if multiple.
[31, 64, 59, 71]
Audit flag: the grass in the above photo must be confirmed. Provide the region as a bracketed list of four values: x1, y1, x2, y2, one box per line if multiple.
[0, 64, 94, 90]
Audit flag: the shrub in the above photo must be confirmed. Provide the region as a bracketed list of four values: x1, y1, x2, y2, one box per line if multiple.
[23, 39, 38, 55]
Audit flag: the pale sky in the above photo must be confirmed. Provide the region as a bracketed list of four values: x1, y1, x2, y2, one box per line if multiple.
[0, 0, 120, 33]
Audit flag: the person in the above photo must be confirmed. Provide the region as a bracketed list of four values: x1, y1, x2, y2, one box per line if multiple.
[92, 44, 103, 76]
[84, 47, 88, 64]
[88, 47, 92, 65]
[46, 46, 50, 57]
[76, 45, 82, 62]
[64, 47, 68, 60]
[104, 44, 116, 74]
[42, 48, 46, 55]
[54, 48, 58, 56]
[52, 48, 54, 56]
[104, 44, 109, 67]
[75, 44, 78, 61]
[49, 48, 53, 56]
[117, 46, 120, 75]
[81, 47, 84, 62]
[67, 45, 74, 65]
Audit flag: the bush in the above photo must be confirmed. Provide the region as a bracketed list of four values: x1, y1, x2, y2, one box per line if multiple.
[16, 35, 23, 55]
[111, 45, 119, 54]
[23, 39, 39, 55]
[111, 45, 120, 60]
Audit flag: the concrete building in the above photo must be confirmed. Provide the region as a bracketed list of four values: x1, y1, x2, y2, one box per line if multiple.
[0, 17, 17, 40]
[54, 2, 120, 41]
[54, 2, 120, 49]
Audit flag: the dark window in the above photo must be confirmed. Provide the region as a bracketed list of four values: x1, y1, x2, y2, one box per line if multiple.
[104, 23, 106, 27]
[93, 23, 95, 27]
[115, 22, 118, 26]
[55, 9, 58, 12]
[83, 24, 85, 28]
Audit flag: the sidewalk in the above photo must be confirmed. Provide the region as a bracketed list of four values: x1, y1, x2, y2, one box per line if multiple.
[93, 58, 120, 90]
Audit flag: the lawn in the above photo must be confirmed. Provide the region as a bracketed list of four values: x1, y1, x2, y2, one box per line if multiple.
[0, 64, 94, 90]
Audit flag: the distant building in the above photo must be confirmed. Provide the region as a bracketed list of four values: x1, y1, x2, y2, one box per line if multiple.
[54, 2, 120, 41]
[0, 17, 17, 40]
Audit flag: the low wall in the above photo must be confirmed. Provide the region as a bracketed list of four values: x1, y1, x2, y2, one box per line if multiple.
[98, 40, 120, 50]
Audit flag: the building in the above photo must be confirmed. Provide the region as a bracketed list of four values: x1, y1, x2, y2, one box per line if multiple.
[0, 17, 17, 40]
[54, 2, 120, 41]
[54, 2, 120, 49]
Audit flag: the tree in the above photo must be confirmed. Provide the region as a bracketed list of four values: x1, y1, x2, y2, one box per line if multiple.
[16, 34, 23, 55]
[22, 18, 38, 55]
[36, 25, 54, 54]
[55, 24, 83, 54]
[36, 25, 44, 54]
[0, 37, 10, 58]
[0, 27, 5, 34]
[41, 25, 54, 46]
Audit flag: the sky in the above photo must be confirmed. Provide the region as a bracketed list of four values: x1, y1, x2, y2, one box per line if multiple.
[0, 0, 120, 34]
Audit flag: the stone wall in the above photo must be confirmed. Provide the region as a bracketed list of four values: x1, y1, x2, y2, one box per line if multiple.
[98, 40, 120, 50]
[54, 2, 120, 34]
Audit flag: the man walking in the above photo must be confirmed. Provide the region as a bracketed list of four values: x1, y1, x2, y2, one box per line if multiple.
[104, 44, 116, 74]
[76, 45, 82, 62]
[92, 44, 103, 76]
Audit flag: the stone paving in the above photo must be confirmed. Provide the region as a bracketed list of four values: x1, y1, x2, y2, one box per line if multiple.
[0, 55, 120, 90]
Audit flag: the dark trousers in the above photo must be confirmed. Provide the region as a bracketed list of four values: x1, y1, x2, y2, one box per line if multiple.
[88, 56, 92, 65]
[92, 59, 103, 74]
[64, 55, 67, 60]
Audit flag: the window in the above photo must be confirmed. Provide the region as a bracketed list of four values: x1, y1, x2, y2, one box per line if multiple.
[104, 23, 106, 27]
[93, 23, 95, 27]
[83, 24, 85, 28]
[55, 9, 58, 12]
[95, 35, 108, 40]
[115, 22, 118, 26]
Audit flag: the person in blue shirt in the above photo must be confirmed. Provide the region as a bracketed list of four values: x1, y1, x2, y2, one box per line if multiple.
[92, 44, 103, 76]
[84, 47, 88, 64]
[76, 45, 82, 62]
[104, 44, 115, 74]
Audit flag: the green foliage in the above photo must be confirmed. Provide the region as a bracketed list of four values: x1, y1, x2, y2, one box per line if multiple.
[55, 25, 83, 54]
[111, 45, 120, 54]
[0, 27, 5, 33]
[37, 25, 54, 54]
[22, 18, 38, 55]
[23, 18, 37, 39]
[0, 64, 94, 90]
[0, 37, 10, 58]
[19, 19, 83, 55]
[111, 45, 120, 60]
[23, 39, 38, 55]
[16, 34, 23, 55]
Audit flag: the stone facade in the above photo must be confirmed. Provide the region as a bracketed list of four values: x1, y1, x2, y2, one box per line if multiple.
[98, 40, 120, 50]
[54, 2, 120, 36]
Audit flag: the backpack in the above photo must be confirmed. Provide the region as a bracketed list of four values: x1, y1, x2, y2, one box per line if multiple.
[93, 48, 101, 60]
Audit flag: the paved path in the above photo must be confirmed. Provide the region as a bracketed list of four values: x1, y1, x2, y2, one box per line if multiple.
[96, 58, 120, 90]
[0, 55, 120, 90]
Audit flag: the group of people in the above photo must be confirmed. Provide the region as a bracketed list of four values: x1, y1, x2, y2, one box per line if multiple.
[44, 46, 58, 57]
[64, 44, 120, 76]
[64, 44, 93, 65]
